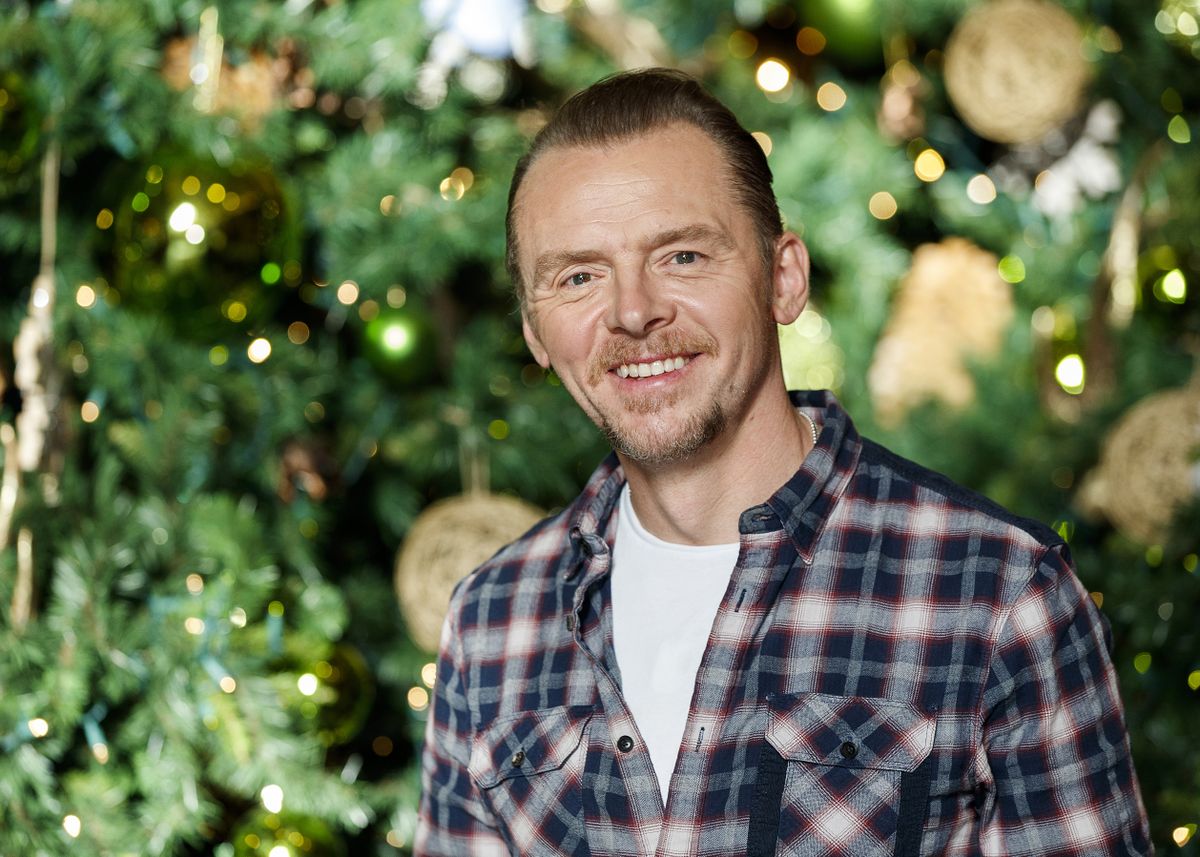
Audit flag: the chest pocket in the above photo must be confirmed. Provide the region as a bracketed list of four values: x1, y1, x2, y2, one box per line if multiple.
[468, 705, 594, 856]
[756, 692, 935, 857]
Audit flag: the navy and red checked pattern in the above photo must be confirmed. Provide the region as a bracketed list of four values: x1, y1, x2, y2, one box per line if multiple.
[415, 390, 1152, 856]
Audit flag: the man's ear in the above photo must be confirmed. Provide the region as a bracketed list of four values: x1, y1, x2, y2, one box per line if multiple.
[770, 232, 810, 325]
[522, 313, 551, 368]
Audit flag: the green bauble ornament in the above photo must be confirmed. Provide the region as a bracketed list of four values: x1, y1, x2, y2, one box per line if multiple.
[231, 809, 345, 857]
[291, 643, 376, 746]
[102, 149, 300, 339]
[363, 306, 439, 386]
[798, 0, 881, 65]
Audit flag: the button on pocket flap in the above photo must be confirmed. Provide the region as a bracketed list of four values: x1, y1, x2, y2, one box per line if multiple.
[469, 705, 594, 789]
[766, 692, 934, 772]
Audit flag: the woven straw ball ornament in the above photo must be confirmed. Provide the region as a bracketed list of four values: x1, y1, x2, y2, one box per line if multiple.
[1078, 385, 1200, 546]
[395, 493, 543, 652]
[944, 0, 1091, 144]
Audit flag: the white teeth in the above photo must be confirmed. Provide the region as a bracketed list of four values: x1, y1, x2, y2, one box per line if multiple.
[615, 356, 691, 379]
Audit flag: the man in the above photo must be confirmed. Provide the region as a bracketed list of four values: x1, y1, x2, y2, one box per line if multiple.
[415, 68, 1151, 856]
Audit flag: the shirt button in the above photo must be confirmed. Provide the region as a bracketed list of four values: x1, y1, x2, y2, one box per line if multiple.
[616, 735, 634, 753]
[511, 750, 525, 766]
[839, 740, 858, 760]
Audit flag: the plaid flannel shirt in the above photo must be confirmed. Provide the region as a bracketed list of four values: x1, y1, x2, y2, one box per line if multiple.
[415, 390, 1151, 856]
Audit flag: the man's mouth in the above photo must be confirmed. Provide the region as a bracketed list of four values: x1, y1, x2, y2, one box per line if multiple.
[614, 355, 691, 379]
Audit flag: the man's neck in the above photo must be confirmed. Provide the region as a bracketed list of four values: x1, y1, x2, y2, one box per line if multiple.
[617, 389, 812, 546]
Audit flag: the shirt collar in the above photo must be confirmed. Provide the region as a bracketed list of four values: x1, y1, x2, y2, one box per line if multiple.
[564, 390, 861, 574]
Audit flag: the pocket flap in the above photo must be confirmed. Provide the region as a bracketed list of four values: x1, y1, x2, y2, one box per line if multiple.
[469, 705, 594, 789]
[766, 692, 934, 773]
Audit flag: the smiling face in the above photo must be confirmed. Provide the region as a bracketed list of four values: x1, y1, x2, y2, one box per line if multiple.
[515, 123, 809, 467]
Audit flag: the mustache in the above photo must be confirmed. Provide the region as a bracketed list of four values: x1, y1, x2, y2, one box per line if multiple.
[586, 331, 719, 385]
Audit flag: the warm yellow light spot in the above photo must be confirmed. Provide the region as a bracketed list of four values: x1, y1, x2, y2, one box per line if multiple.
[224, 300, 248, 322]
[1160, 269, 1187, 302]
[268, 846, 290, 857]
[1133, 651, 1152, 673]
[913, 148, 945, 182]
[336, 281, 359, 305]
[206, 183, 226, 204]
[81, 401, 101, 423]
[209, 345, 229, 366]
[382, 324, 410, 351]
[889, 59, 920, 87]
[96, 208, 114, 230]
[379, 194, 396, 215]
[146, 165, 163, 184]
[76, 284, 97, 308]
[1185, 554, 1198, 573]
[247, 338, 272, 363]
[315, 660, 332, 678]
[185, 617, 206, 635]
[998, 255, 1026, 284]
[359, 299, 380, 321]
[287, 321, 310, 344]
[1089, 591, 1103, 609]
[439, 175, 466, 201]
[751, 131, 772, 156]
[261, 784, 284, 814]
[63, 815, 82, 838]
[387, 286, 407, 308]
[796, 26, 826, 55]
[385, 829, 406, 847]
[1027, 304, 1056, 336]
[755, 59, 790, 93]
[1188, 670, 1200, 691]
[28, 718, 50, 738]
[1055, 354, 1085, 395]
[868, 191, 898, 220]
[169, 202, 197, 232]
[230, 607, 248, 627]
[181, 175, 202, 195]
[222, 191, 241, 211]
[269, 600, 285, 617]
[1174, 825, 1196, 846]
[451, 166, 475, 190]
[297, 673, 319, 696]
[407, 686, 430, 710]
[219, 676, 237, 693]
[186, 573, 204, 594]
[728, 29, 757, 59]
[536, 0, 570, 13]
[488, 419, 510, 440]
[421, 662, 438, 687]
[185, 224, 206, 245]
[92, 743, 109, 764]
[966, 174, 997, 204]
[815, 82, 847, 111]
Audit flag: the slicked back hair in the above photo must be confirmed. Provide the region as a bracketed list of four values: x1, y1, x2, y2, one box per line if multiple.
[506, 67, 783, 307]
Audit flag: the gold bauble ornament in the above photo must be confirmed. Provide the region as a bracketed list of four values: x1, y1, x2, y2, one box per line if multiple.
[395, 493, 543, 652]
[1076, 385, 1200, 546]
[944, 0, 1091, 144]
[868, 238, 1014, 426]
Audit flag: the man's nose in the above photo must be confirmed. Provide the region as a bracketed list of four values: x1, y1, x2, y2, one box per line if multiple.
[604, 266, 673, 336]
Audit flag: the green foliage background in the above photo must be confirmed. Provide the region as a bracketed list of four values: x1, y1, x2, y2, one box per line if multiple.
[0, 0, 1196, 854]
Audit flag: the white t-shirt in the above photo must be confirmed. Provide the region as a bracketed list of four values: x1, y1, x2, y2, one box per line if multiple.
[610, 483, 740, 803]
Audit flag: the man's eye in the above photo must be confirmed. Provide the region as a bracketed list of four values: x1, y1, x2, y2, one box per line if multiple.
[566, 272, 592, 287]
[672, 251, 697, 265]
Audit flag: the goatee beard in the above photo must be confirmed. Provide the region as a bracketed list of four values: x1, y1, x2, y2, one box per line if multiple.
[599, 398, 727, 465]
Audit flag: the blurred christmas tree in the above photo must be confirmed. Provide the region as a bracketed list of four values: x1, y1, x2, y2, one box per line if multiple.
[0, 0, 1196, 854]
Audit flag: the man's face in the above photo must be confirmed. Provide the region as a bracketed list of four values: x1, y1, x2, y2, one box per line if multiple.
[515, 123, 807, 466]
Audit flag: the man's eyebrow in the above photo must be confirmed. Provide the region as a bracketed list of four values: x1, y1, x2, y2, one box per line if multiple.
[532, 249, 604, 287]
[646, 224, 734, 252]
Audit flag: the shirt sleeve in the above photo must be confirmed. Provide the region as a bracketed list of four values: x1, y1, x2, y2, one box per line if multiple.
[414, 589, 511, 857]
[976, 544, 1153, 856]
